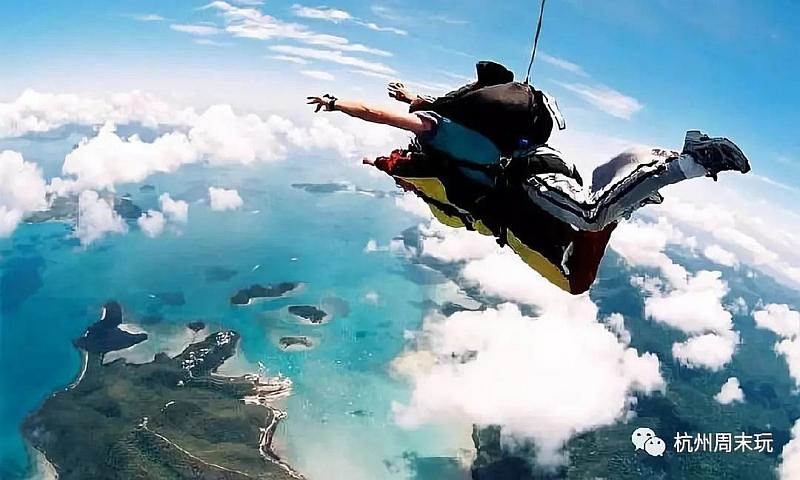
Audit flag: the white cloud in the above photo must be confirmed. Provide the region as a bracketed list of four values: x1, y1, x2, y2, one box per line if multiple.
[752, 174, 800, 195]
[436, 70, 473, 83]
[0, 150, 48, 237]
[291, 5, 352, 22]
[703, 244, 739, 268]
[206, 1, 391, 55]
[557, 82, 643, 119]
[358, 21, 406, 35]
[427, 14, 467, 25]
[643, 190, 800, 292]
[604, 313, 632, 345]
[754, 304, 800, 339]
[271, 55, 311, 65]
[644, 270, 733, 336]
[38, 95, 401, 195]
[779, 419, 800, 480]
[187, 104, 293, 164]
[291, 4, 407, 35]
[75, 190, 127, 246]
[394, 192, 432, 218]
[269, 45, 395, 75]
[463, 250, 598, 321]
[58, 122, 198, 193]
[159, 193, 189, 223]
[651, 198, 781, 267]
[539, 53, 587, 77]
[137, 210, 166, 238]
[420, 220, 499, 263]
[170, 23, 222, 35]
[393, 218, 670, 464]
[349, 69, 393, 80]
[776, 338, 800, 389]
[753, 304, 800, 387]
[283, 114, 402, 159]
[208, 187, 243, 211]
[714, 377, 744, 404]
[610, 217, 693, 286]
[0, 89, 196, 139]
[0, 206, 23, 238]
[301, 70, 335, 81]
[728, 296, 749, 315]
[195, 38, 230, 46]
[393, 303, 664, 466]
[612, 217, 739, 370]
[672, 332, 739, 371]
[129, 14, 165, 22]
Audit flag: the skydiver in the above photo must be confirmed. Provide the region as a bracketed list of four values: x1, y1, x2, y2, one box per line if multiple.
[306, 82, 750, 232]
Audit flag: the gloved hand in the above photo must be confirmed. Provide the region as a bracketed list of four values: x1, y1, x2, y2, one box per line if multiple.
[306, 94, 338, 112]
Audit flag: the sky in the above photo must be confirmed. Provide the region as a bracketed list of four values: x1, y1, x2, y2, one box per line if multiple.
[3, 1, 800, 475]
[0, 1, 798, 271]
[1, 0, 798, 184]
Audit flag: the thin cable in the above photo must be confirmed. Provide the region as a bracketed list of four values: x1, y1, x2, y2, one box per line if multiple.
[524, 0, 547, 84]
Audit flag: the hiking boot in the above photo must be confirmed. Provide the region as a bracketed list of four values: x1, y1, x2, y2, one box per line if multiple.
[682, 130, 751, 181]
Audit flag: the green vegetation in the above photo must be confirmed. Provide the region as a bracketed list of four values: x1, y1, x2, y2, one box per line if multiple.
[230, 282, 300, 305]
[23, 303, 299, 480]
[287, 305, 327, 324]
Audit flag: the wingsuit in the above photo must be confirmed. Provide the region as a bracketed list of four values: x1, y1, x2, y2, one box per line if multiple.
[365, 61, 751, 294]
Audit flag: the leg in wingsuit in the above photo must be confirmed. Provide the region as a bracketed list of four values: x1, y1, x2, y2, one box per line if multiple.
[307, 61, 751, 294]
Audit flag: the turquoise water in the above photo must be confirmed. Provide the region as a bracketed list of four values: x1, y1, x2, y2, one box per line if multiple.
[0, 138, 468, 478]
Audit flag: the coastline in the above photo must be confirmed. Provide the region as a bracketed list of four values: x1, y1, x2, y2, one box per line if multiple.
[25, 443, 57, 480]
[23, 347, 88, 479]
[242, 374, 303, 479]
[23, 310, 304, 479]
[233, 282, 306, 307]
[67, 349, 88, 391]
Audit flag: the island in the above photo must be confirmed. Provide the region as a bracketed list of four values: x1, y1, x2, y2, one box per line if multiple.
[24, 195, 79, 223]
[290, 182, 352, 194]
[287, 305, 328, 324]
[113, 196, 143, 220]
[25, 194, 144, 225]
[205, 266, 239, 283]
[139, 184, 156, 193]
[24, 302, 301, 480]
[290, 182, 395, 198]
[278, 336, 314, 350]
[74, 301, 147, 353]
[230, 282, 301, 306]
[186, 321, 206, 332]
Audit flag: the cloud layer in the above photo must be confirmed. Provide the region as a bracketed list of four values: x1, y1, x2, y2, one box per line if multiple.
[392, 220, 664, 465]
[159, 193, 189, 223]
[714, 377, 744, 404]
[754, 304, 800, 387]
[0, 150, 48, 237]
[32, 97, 401, 195]
[0, 89, 195, 139]
[208, 187, 243, 211]
[75, 190, 127, 245]
[611, 218, 740, 371]
[137, 210, 166, 238]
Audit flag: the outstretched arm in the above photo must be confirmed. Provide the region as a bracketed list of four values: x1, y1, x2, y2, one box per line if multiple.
[307, 95, 431, 135]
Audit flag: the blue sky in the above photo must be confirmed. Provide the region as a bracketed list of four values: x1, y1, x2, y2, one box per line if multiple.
[1, 0, 798, 185]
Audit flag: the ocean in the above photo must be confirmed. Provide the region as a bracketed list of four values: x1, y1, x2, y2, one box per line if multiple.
[0, 133, 470, 479]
